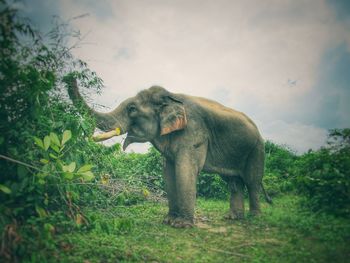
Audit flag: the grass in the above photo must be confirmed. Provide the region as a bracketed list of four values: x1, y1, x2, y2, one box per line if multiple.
[31, 195, 350, 263]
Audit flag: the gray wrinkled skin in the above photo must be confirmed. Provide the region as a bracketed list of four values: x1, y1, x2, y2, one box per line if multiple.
[68, 82, 270, 228]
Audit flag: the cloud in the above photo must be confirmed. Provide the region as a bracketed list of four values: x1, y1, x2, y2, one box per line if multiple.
[327, 0, 350, 22]
[281, 43, 350, 129]
[315, 43, 350, 128]
[20, 0, 62, 32]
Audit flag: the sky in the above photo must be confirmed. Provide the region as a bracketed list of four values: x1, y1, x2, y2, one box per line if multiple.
[19, 0, 350, 153]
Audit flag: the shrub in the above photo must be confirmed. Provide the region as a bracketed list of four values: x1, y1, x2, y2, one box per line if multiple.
[295, 129, 350, 216]
[197, 173, 228, 199]
[113, 147, 164, 194]
[263, 141, 298, 196]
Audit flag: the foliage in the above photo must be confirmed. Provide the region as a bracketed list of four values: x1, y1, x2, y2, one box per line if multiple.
[197, 173, 228, 199]
[327, 128, 350, 151]
[113, 147, 164, 193]
[34, 130, 95, 183]
[263, 141, 298, 197]
[0, 2, 103, 260]
[295, 129, 350, 216]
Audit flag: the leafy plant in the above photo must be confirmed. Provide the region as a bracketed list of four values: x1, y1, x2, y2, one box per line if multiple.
[295, 129, 350, 216]
[263, 141, 298, 196]
[0, 2, 104, 260]
[197, 173, 228, 199]
[34, 130, 95, 183]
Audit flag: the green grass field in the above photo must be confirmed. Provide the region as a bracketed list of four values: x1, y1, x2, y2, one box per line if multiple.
[37, 195, 349, 263]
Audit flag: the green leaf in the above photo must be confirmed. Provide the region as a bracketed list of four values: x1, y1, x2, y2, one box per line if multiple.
[63, 172, 74, 180]
[61, 162, 76, 173]
[67, 162, 76, 173]
[50, 132, 60, 146]
[81, 171, 94, 182]
[0, 137, 4, 145]
[44, 223, 55, 232]
[59, 145, 65, 152]
[62, 130, 72, 145]
[80, 121, 89, 132]
[62, 162, 77, 173]
[50, 144, 60, 153]
[35, 205, 47, 218]
[38, 179, 46, 185]
[77, 164, 93, 173]
[49, 153, 58, 159]
[44, 194, 49, 206]
[36, 173, 48, 179]
[34, 136, 44, 149]
[40, 159, 49, 164]
[44, 136, 51, 151]
[0, 184, 11, 194]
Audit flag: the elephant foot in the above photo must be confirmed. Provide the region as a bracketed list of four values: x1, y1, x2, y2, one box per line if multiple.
[171, 218, 194, 228]
[224, 211, 244, 220]
[162, 214, 176, 225]
[163, 215, 194, 228]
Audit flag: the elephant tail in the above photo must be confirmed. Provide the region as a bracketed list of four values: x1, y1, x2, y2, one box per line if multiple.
[261, 183, 273, 204]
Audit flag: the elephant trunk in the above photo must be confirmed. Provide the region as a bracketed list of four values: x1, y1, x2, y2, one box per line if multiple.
[67, 79, 127, 133]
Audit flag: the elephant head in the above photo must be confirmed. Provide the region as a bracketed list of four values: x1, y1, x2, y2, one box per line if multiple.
[67, 79, 187, 150]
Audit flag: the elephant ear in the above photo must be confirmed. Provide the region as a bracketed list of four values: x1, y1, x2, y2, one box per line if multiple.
[160, 96, 187, 135]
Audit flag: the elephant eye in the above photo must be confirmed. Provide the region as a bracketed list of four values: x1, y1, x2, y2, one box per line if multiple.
[128, 104, 137, 114]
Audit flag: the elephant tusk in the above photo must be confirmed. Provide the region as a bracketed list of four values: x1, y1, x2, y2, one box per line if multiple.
[92, 128, 121, 142]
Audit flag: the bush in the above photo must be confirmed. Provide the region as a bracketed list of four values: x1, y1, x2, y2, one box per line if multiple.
[197, 173, 228, 199]
[295, 129, 350, 216]
[113, 147, 164, 194]
[263, 141, 297, 197]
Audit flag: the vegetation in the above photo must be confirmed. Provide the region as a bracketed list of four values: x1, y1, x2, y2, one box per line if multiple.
[0, 2, 349, 262]
[295, 129, 350, 216]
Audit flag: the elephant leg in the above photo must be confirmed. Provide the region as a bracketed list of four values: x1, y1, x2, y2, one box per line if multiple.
[243, 143, 264, 215]
[222, 176, 245, 220]
[246, 183, 261, 215]
[171, 148, 206, 228]
[162, 158, 178, 224]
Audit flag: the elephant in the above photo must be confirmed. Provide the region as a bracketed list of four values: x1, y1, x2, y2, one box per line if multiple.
[68, 79, 271, 228]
